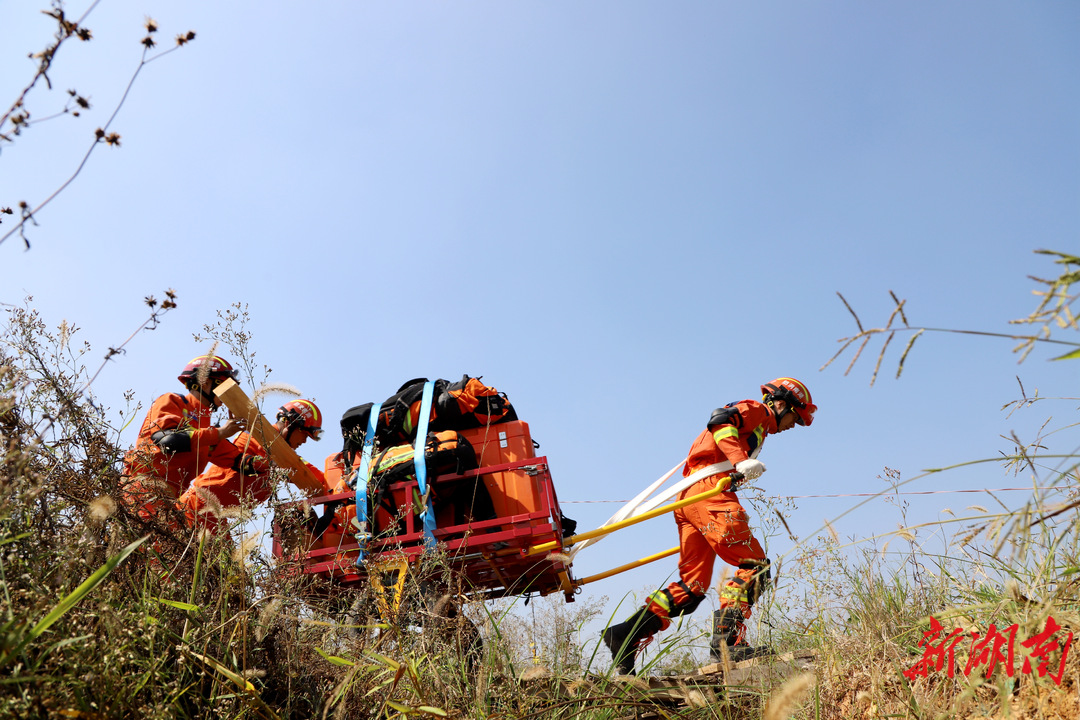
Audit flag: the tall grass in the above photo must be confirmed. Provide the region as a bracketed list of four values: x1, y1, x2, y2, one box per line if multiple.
[3, 258, 1080, 719]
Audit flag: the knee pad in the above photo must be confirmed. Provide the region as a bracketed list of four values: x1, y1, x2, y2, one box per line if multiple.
[738, 558, 772, 605]
[712, 607, 744, 634]
[669, 582, 706, 618]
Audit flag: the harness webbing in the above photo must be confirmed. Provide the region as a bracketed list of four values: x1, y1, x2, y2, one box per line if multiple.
[412, 381, 437, 548]
[354, 401, 382, 564]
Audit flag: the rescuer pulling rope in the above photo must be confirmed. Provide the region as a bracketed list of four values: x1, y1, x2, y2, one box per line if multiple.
[601, 377, 817, 675]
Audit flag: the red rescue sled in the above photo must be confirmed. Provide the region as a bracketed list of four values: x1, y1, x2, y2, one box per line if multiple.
[272, 421, 577, 602]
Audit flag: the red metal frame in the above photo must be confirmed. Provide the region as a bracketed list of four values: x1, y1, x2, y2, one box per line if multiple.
[272, 456, 577, 602]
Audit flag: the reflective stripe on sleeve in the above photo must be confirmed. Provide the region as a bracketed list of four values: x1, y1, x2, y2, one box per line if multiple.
[712, 427, 738, 444]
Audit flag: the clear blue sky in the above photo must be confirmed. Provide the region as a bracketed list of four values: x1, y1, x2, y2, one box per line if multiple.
[3, 1, 1078, 656]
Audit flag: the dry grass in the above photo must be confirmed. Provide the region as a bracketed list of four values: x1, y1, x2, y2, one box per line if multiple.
[2, 251, 1079, 718]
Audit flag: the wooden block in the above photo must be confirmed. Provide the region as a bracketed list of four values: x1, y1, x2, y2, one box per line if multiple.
[214, 379, 324, 495]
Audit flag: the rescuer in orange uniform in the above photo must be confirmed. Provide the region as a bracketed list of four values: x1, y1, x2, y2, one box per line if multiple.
[121, 355, 246, 522]
[602, 377, 817, 674]
[178, 399, 326, 538]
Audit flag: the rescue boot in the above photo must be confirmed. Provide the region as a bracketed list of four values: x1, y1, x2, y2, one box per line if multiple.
[601, 607, 664, 675]
[709, 608, 773, 663]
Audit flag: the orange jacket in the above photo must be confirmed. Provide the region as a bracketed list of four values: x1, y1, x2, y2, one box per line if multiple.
[684, 399, 777, 477]
[179, 432, 325, 534]
[187, 432, 274, 509]
[122, 392, 240, 499]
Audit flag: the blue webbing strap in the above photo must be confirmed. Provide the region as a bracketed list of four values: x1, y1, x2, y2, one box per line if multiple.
[354, 402, 381, 565]
[413, 381, 437, 549]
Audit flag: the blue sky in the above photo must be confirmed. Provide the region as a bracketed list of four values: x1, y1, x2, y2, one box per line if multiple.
[3, 1, 1078, 653]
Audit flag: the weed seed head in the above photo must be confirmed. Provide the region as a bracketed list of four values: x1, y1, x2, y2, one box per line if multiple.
[87, 495, 117, 524]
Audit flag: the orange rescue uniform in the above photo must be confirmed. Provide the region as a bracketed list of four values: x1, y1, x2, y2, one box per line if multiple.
[646, 399, 776, 636]
[121, 392, 240, 521]
[179, 432, 325, 537]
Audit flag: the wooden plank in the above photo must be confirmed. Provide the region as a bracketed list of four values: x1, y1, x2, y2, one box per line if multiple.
[593, 650, 818, 711]
[213, 378, 325, 495]
[534, 651, 817, 715]
[641, 676, 719, 706]
[694, 648, 817, 678]
[720, 650, 816, 689]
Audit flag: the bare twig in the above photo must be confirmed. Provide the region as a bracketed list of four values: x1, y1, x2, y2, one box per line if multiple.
[896, 328, 923, 380]
[870, 330, 894, 387]
[1, 23, 196, 249]
[76, 289, 178, 398]
[889, 290, 909, 327]
[0, 1, 101, 135]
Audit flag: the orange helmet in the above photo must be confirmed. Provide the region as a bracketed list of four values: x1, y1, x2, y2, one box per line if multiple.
[177, 355, 238, 388]
[761, 377, 816, 426]
[277, 399, 324, 440]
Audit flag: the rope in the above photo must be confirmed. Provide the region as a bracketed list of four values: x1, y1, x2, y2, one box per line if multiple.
[560, 486, 1064, 503]
[565, 461, 732, 560]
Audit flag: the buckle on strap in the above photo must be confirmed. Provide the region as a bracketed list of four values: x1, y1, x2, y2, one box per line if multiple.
[706, 471, 737, 494]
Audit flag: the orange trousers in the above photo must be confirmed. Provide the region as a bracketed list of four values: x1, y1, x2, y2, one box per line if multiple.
[646, 474, 766, 629]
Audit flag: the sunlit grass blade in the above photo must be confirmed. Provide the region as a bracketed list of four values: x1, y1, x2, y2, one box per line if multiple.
[28, 536, 148, 643]
[316, 647, 356, 667]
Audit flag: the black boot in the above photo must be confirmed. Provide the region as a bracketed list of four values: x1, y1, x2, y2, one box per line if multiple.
[601, 607, 664, 675]
[709, 608, 773, 663]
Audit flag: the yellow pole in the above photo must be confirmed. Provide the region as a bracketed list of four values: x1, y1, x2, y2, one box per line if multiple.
[528, 473, 736, 556]
[574, 546, 679, 586]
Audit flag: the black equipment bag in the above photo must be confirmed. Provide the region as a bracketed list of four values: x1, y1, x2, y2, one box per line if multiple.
[341, 375, 518, 467]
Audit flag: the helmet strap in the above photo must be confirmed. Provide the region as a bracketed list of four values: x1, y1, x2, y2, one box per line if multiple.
[277, 410, 305, 442]
[189, 380, 214, 406]
[765, 395, 792, 425]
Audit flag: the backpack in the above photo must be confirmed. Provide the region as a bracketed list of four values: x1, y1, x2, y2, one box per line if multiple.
[340, 375, 517, 467]
[432, 375, 518, 431]
[339, 378, 442, 466]
[365, 430, 495, 534]
[370, 429, 477, 487]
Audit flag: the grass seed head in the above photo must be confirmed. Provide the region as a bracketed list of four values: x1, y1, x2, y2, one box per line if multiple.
[194, 486, 223, 520]
[763, 672, 815, 720]
[87, 495, 117, 524]
[252, 382, 300, 403]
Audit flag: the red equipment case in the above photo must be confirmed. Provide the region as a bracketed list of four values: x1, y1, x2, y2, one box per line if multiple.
[272, 421, 577, 602]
